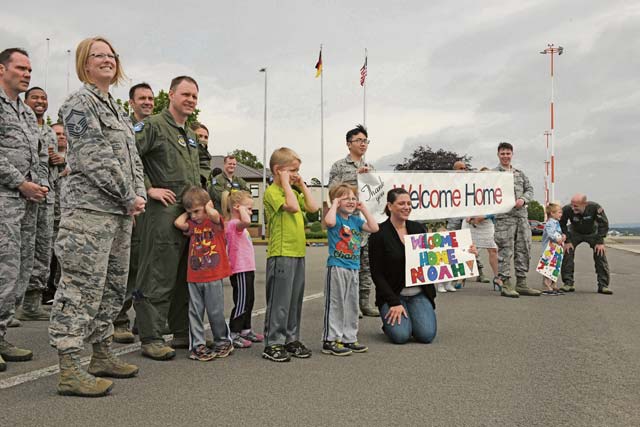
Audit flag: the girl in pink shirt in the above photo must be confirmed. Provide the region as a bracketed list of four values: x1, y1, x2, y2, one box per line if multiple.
[223, 190, 264, 348]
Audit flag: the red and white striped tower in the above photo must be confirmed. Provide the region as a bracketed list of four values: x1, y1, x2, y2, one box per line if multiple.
[540, 44, 563, 203]
[543, 130, 551, 207]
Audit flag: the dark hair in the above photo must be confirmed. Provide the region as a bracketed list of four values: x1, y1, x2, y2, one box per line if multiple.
[0, 48, 28, 66]
[128, 82, 153, 100]
[191, 122, 209, 134]
[384, 187, 409, 216]
[182, 186, 210, 210]
[346, 124, 368, 142]
[497, 141, 513, 152]
[170, 75, 199, 91]
[25, 86, 45, 99]
[211, 167, 222, 177]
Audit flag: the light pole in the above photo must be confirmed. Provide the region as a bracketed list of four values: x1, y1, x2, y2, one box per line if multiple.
[540, 43, 563, 203]
[259, 67, 267, 239]
[44, 38, 50, 91]
[66, 49, 71, 94]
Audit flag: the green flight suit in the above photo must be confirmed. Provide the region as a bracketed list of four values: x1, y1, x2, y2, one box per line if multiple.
[197, 143, 211, 189]
[208, 172, 249, 212]
[133, 109, 201, 344]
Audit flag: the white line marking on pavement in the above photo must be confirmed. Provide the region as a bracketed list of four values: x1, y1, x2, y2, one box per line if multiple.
[0, 292, 325, 390]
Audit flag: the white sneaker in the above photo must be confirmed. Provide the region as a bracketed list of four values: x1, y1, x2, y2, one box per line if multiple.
[437, 283, 447, 293]
[445, 283, 457, 292]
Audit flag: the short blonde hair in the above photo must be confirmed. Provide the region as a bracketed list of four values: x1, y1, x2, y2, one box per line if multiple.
[75, 36, 126, 86]
[269, 147, 301, 172]
[328, 183, 356, 203]
[545, 202, 561, 215]
[221, 190, 252, 219]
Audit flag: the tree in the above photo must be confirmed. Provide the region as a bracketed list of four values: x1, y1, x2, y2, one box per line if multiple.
[310, 177, 321, 186]
[394, 146, 472, 171]
[231, 149, 264, 170]
[528, 200, 545, 222]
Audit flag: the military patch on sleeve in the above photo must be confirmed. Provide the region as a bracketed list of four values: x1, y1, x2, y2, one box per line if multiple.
[211, 178, 217, 185]
[133, 121, 144, 132]
[65, 109, 88, 138]
[187, 138, 197, 148]
[597, 208, 603, 214]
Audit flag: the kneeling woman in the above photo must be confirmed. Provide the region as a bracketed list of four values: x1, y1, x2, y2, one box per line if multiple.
[368, 188, 437, 344]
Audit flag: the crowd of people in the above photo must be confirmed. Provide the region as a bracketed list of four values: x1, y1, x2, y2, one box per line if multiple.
[0, 37, 613, 397]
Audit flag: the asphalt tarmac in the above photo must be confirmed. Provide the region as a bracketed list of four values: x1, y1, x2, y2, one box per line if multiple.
[1, 243, 639, 426]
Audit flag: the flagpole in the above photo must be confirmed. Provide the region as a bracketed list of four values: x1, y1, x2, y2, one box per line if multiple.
[363, 48, 367, 127]
[320, 44, 325, 213]
[259, 67, 268, 239]
[44, 38, 50, 91]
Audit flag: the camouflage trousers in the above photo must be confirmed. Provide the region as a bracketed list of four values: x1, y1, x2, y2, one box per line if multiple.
[494, 215, 531, 280]
[359, 243, 373, 293]
[49, 209, 132, 354]
[26, 200, 54, 293]
[0, 197, 37, 339]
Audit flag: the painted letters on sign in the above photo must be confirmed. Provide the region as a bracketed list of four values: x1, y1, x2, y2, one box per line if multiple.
[536, 241, 564, 282]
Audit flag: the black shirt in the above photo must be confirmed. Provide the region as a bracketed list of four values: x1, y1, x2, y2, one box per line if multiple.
[560, 202, 608, 244]
[369, 218, 436, 309]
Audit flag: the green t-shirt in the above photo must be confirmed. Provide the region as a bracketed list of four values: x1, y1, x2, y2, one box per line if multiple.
[264, 184, 306, 258]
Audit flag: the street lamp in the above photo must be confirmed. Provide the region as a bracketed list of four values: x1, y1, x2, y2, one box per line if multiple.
[259, 67, 267, 239]
[543, 130, 551, 209]
[540, 44, 564, 203]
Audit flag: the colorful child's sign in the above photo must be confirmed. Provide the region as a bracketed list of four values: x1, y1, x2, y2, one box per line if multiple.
[404, 229, 478, 287]
[536, 241, 564, 282]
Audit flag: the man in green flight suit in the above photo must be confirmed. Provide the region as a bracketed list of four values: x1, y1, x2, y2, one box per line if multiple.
[191, 122, 212, 189]
[208, 155, 249, 212]
[133, 76, 201, 360]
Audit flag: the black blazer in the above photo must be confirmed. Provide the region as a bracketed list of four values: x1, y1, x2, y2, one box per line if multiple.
[369, 218, 436, 309]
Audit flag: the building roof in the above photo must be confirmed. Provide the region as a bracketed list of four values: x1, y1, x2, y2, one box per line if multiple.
[211, 155, 270, 180]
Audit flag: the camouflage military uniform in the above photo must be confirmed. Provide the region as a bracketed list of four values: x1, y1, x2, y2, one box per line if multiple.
[208, 172, 248, 211]
[134, 108, 201, 345]
[0, 86, 47, 338]
[25, 124, 58, 294]
[48, 83, 145, 354]
[493, 164, 533, 282]
[328, 155, 376, 311]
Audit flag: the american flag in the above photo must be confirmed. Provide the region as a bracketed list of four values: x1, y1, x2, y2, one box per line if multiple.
[360, 56, 367, 86]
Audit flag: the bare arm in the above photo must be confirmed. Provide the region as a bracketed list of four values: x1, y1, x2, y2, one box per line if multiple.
[358, 202, 379, 233]
[324, 197, 340, 228]
[293, 175, 319, 213]
[280, 172, 300, 213]
[174, 212, 189, 231]
[205, 200, 221, 224]
[235, 205, 252, 230]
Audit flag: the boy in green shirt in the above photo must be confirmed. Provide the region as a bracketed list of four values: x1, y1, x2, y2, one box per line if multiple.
[262, 148, 320, 362]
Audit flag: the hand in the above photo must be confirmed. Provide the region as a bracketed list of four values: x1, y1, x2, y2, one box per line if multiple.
[357, 166, 371, 174]
[49, 153, 66, 165]
[515, 198, 525, 208]
[594, 243, 606, 257]
[384, 304, 407, 326]
[18, 181, 48, 202]
[356, 200, 366, 211]
[277, 169, 290, 185]
[128, 196, 146, 216]
[468, 244, 479, 256]
[564, 242, 574, 253]
[60, 167, 70, 177]
[290, 173, 303, 186]
[147, 187, 176, 207]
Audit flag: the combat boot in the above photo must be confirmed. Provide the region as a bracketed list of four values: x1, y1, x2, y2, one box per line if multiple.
[141, 342, 176, 361]
[560, 283, 575, 292]
[0, 339, 33, 361]
[476, 267, 491, 283]
[359, 289, 380, 317]
[16, 290, 51, 321]
[0, 354, 5, 372]
[515, 277, 541, 296]
[113, 326, 135, 344]
[88, 340, 139, 378]
[500, 279, 519, 298]
[7, 317, 21, 328]
[58, 352, 113, 397]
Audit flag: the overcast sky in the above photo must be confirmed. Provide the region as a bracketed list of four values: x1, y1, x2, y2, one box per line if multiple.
[3, 0, 638, 223]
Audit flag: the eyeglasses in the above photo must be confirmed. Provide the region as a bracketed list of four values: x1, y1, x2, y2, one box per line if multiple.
[341, 197, 358, 202]
[349, 138, 370, 145]
[89, 53, 118, 60]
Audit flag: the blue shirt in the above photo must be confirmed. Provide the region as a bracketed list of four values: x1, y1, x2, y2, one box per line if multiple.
[327, 214, 365, 270]
[542, 218, 563, 248]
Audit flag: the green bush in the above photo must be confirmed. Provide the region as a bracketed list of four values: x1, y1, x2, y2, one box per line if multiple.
[309, 221, 323, 233]
[305, 231, 327, 239]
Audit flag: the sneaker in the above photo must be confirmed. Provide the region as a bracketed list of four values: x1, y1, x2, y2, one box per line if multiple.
[322, 341, 352, 356]
[598, 287, 613, 295]
[232, 335, 252, 348]
[189, 344, 215, 362]
[542, 290, 555, 295]
[444, 283, 457, 292]
[436, 283, 447, 293]
[284, 341, 312, 359]
[240, 330, 264, 343]
[343, 341, 368, 353]
[262, 344, 291, 362]
[213, 341, 234, 358]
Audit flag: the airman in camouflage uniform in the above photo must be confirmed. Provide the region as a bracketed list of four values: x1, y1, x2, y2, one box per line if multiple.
[493, 142, 540, 298]
[0, 48, 49, 371]
[16, 87, 58, 321]
[49, 37, 146, 397]
[328, 124, 379, 317]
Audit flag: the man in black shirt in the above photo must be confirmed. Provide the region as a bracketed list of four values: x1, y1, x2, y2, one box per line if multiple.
[559, 193, 611, 294]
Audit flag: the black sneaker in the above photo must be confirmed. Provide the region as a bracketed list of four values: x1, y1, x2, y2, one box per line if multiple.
[322, 341, 352, 356]
[262, 345, 291, 362]
[284, 341, 312, 359]
[343, 341, 368, 353]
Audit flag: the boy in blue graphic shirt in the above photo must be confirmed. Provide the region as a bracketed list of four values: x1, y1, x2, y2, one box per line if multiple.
[322, 183, 379, 356]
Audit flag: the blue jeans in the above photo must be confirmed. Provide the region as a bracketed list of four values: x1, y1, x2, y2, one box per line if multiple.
[379, 293, 437, 344]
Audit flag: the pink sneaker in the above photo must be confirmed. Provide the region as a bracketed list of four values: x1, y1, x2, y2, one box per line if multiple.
[240, 331, 264, 343]
[232, 335, 252, 348]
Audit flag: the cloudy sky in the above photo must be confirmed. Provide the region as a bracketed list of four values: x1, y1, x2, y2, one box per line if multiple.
[3, 0, 638, 223]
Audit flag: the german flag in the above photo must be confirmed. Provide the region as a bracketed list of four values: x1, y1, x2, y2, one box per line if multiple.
[315, 49, 322, 78]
